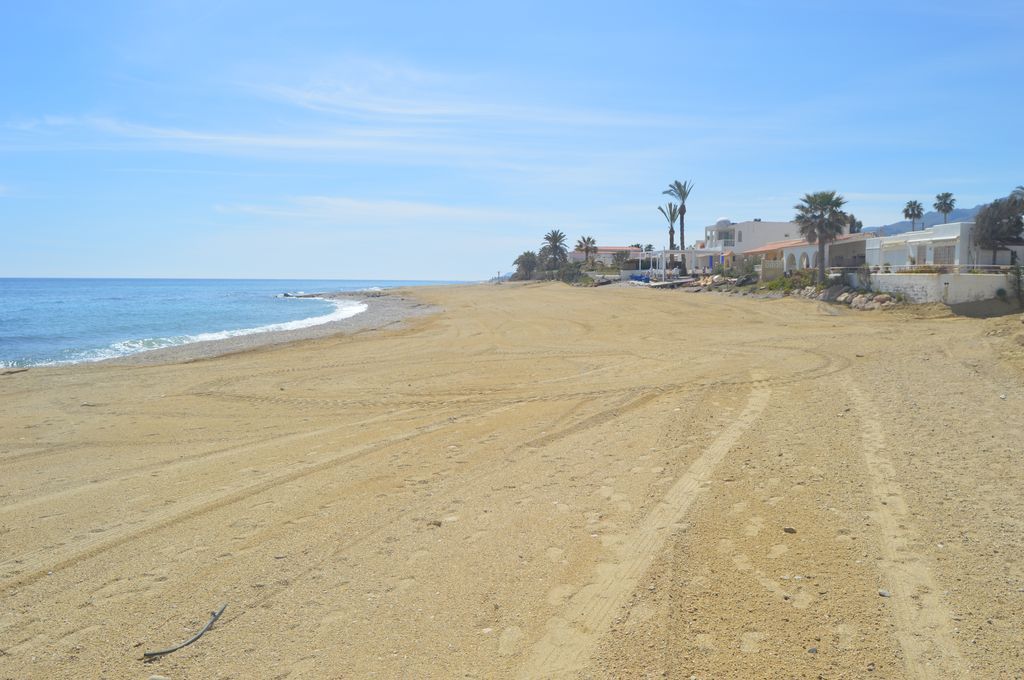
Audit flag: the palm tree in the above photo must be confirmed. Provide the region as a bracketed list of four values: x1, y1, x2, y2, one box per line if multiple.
[903, 200, 924, 232]
[794, 191, 848, 284]
[512, 251, 538, 280]
[662, 180, 695, 251]
[575, 236, 597, 267]
[846, 213, 863, 233]
[933, 192, 956, 223]
[657, 202, 680, 265]
[539, 229, 568, 270]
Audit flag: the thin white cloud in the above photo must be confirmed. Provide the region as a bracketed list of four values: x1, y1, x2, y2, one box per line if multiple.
[243, 57, 748, 130]
[6, 115, 504, 163]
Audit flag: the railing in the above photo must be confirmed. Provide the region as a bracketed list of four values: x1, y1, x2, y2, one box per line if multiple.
[828, 264, 1011, 275]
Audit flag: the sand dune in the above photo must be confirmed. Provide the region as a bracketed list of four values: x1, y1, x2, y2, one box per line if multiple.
[2, 283, 1022, 678]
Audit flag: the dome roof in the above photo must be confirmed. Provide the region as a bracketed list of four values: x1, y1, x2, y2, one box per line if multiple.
[715, 218, 732, 227]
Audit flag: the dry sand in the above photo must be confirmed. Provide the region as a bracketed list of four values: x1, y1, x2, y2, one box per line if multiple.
[1, 282, 1023, 679]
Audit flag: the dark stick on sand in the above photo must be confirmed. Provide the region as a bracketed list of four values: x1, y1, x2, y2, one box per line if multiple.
[143, 603, 227, 660]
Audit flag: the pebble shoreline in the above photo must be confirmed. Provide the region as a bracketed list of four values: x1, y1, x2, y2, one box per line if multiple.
[104, 290, 439, 367]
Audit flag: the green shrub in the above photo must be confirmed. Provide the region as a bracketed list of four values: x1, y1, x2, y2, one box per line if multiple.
[764, 269, 816, 293]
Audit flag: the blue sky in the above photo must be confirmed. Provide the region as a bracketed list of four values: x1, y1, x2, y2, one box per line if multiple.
[2, 1, 1022, 279]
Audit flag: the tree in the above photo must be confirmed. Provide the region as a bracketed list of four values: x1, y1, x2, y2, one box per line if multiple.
[662, 180, 694, 253]
[657, 202, 679, 261]
[512, 251, 538, 280]
[794, 191, 849, 284]
[644, 244, 654, 252]
[933, 192, 956, 223]
[974, 198, 1024, 264]
[575, 236, 597, 266]
[903, 200, 924, 231]
[846, 213, 863, 234]
[539, 229, 568, 270]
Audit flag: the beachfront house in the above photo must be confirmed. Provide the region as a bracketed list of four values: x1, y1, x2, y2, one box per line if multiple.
[568, 246, 643, 266]
[852, 222, 1024, 304]
[683, 218, 797, 274]
[741, 233, 868, 281]
[862, 221, 1023, 269]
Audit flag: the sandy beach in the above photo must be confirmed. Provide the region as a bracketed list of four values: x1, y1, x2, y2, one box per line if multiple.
[2, 282, 1023, 678]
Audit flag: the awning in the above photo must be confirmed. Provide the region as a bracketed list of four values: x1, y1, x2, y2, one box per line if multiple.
[906, 235, 958, 244]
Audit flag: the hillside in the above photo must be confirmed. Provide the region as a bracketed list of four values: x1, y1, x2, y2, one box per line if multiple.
[864, 204, 982, 235]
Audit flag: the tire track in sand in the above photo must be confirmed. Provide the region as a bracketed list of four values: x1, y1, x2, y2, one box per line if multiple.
[846, 382, 966, 678]
[518, 373, 771, 678]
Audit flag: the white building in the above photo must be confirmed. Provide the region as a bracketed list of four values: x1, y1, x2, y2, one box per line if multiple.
[568, 246, 642, 266]
[864, 221, 1022, 269]
[684, 218, 799, 273]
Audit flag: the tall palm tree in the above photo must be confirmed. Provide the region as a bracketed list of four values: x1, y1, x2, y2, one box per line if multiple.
[933, 192, 956, 223]
[575, 236, 597, 266]
[657, 202, 679, 264]
[794, 191, 848, 284]
[539, 229, 568, 270]
[512, 251, 538, 280]
[903, 200, 924, 232]
[662, 180, 695, 251]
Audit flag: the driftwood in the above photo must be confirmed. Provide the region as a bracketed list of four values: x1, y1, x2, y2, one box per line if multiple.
[143, 603, 227, 659]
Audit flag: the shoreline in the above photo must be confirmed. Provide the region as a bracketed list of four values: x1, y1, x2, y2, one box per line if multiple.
[2, 283, 1023, 677]
[102, 288, 440, 367]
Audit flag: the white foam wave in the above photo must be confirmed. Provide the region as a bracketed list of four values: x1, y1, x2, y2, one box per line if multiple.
[186, 298, 366, 343]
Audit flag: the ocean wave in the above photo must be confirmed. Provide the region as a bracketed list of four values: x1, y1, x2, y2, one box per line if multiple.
[186, 298, 366, 342]
[20, 298, 368, 366]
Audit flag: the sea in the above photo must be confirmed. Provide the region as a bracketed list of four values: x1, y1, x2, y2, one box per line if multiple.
[0, 278, 459, 368]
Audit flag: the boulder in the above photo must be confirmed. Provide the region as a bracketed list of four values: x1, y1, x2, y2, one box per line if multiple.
[874, 293, 892, 303]
[823, 284, 845, 301]
[837, 292, 850, 303]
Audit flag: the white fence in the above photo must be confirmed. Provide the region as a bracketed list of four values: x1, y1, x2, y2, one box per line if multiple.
[757, 260, 785, 282]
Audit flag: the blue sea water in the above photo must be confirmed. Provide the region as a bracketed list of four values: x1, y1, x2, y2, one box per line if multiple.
[0, 278, 457, 367]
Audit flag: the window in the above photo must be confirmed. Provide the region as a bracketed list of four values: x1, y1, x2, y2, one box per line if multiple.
[738, 231, 743, 242]
[934, 245, 955, 265]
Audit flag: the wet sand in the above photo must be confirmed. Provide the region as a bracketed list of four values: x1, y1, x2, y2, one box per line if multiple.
[106, 291, 438, 366]
[2, 282, 1023, 678]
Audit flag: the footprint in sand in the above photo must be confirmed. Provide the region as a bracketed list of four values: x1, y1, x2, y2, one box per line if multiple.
[695, 633, 716, 652]
[767, 544, 788, 559]
[740, 631, 764, 653]
[731, 501, 748, 514]
[545, 547, 565, 563]
[743, 516, 765, 537]
[497, 626, 525, 656]
[547, 584, 575, 605]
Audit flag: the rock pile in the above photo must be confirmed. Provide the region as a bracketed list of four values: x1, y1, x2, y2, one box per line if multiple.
[792, 284, 898, 310]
